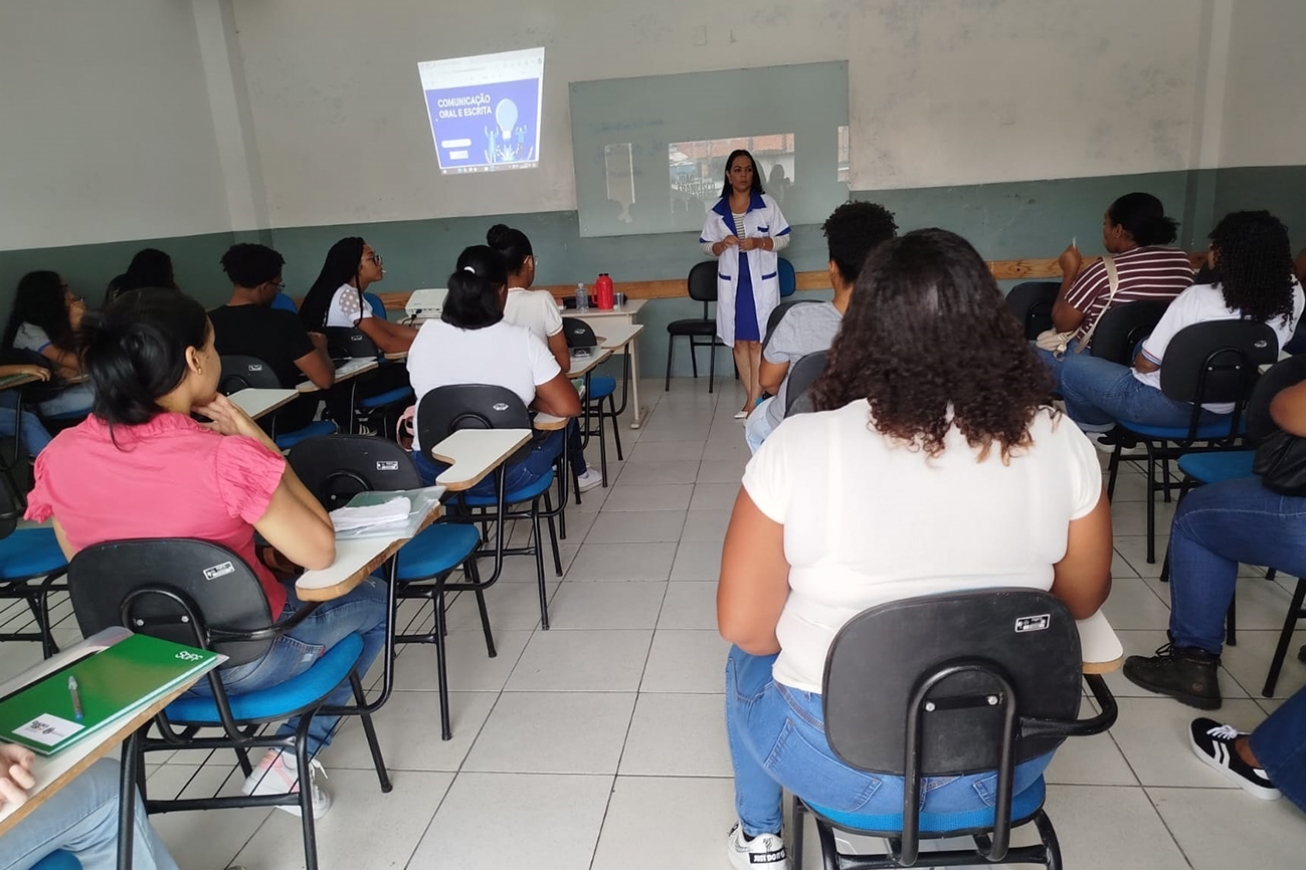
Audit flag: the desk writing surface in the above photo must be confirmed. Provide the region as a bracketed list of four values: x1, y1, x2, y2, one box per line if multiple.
[0, 372, 40, 391]
[1078, 610, 1123, 674]
[228, 388, 299, 421]
[429, 429, 532, 492]
[297, 357, 379, 392]
[567, 348, 612, 377]
[596, 323, 644, 350]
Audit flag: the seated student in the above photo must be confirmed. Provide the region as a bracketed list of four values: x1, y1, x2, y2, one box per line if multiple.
[487, 226, 602, 491]
[718, 229, 1112, 869]
[119, 248, 180, 293]
[1187, 684, 1306, 808]
[102, 272, 129, 307]
[0, 364, 55, 457]
[24, 289, 387, 819]
[297, 237, 416, 431]
[1124, 372, 1306, 710]
[406, 247, 585, 494]
[0, 748, 249, 870]
[2, 271, 94, 419]
[210, 243, 335, 432]
[1060, 211, 1303, 434]
[744, 200, 898, 452]
[1040, 193, 1195, 382]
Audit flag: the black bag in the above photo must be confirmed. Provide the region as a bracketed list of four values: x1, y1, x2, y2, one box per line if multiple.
[1253, 428, 1306, 496]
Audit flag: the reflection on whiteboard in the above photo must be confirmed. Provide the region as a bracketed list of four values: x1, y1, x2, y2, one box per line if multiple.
[668, 135, 795, 228]
[418, 48, 544, 175]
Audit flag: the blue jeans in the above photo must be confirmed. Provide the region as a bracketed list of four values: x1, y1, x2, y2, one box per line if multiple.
[1059, 354, 1222, 431]
[0, 396, 52, 456]
[1250, 685, 1306, 811]
[1168, 477, 1306, 655]
[726, 646, 1054, 837]
[745, 399, 776, 453]
[0, 758, 179, 870]
[36, 383, 94, 418]
[412, 427, 569, 498]
[185, 576, 388, 756]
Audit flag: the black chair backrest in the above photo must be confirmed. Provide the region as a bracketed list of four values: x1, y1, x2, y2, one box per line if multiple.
[67, 539, 274, 668]
[219, 355, 281, 393]
[1246, 355, 1306, 445]
[762, 300, 819, 351]
[561, 318, 598, 350]
[823, 589, 1081, 776]
[687, 261, 718, 318]
[287, 434, 424, 512]
[1089, 300, 1170, 365]
[1005, 282, 1058, 340]
[324, 326, 379, 360]
[783, 350, 828, 418]
[1158, 320, 1279, 406]
[415, 385, 535, 466]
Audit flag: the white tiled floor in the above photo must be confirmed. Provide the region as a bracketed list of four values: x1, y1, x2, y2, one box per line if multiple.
[6, 377, 1305, 869]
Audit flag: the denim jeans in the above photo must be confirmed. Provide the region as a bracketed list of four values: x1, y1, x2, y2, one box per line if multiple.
[0, 397, 52, 456]
[725, 646, 1054, 837]
[36, 383, 94, 418]
[745, 398, 776, 453]
[1058, 354, 1222, 431]
[0, 758, 179, 870]
[185, 576, 388, 756]
[1168, 477, 1306, 655]
[412, 427, 567, 498]
[1249, 685, 1306, 811]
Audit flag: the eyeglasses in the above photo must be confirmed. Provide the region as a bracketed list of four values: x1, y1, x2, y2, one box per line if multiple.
[368, 253, 384, 266]
[277, 282, 286, 292]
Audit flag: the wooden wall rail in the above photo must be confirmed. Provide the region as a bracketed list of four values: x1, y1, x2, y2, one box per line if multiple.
[374, 252, 1207, 311]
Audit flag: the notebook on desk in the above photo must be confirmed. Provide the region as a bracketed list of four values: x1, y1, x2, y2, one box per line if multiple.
[0, 634, 221, 756]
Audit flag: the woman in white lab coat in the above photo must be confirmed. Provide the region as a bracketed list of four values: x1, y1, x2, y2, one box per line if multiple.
[700, 150, 791, 417]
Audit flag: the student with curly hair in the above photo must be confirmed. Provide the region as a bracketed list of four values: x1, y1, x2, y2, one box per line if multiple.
[743, 200, 897, 452]
[717, 229, 1113, 869]
[1060, 211, 1303, 433]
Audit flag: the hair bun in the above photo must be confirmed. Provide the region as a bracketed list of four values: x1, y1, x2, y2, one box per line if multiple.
[486, 224, 512, 248]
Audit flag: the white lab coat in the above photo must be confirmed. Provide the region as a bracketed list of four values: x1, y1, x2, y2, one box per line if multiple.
[699, 192, 791, 346]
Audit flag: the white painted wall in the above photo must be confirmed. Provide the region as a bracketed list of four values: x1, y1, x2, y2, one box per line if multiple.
[1219, 0, 1306, 168]
[0, 0, 231, 251]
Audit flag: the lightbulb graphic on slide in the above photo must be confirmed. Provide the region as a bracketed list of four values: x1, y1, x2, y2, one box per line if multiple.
[484, 98, 533, 164]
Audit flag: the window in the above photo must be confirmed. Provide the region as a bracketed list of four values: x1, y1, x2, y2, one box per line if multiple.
[669, 134, 797, 218]
[604, 143, 635, 223]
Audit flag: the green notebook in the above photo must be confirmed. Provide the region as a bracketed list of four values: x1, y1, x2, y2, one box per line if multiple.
[0, 634, 221, 756]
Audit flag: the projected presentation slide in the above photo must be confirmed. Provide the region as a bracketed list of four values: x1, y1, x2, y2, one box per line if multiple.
[418, 47, 545, 175]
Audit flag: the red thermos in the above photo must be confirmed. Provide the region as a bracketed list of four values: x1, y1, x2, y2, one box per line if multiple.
[595, 273, 614, 310]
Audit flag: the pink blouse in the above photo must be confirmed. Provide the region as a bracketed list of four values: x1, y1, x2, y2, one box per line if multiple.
[26, 413, 289, 614]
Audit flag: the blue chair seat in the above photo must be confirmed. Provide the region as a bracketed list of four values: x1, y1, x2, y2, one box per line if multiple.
[0, 527, 68, 580]
[805, 775, 1046, 836]
[274, 420, 338, 451]
[396, 523, 480, 581]
[1177, 450, 1256, 485]
[31, 851, 80, 870]
[166, 633, 363, 724]
[460, 469, 556, 507]
[359, 386, 415, 409]
[1120, 417, 1244, 441]
[587, 376, 616, 401]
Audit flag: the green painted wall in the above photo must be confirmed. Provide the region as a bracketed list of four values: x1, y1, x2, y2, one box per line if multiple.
[3, 166, 1302, 379]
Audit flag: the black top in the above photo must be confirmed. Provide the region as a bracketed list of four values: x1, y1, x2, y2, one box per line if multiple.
[209, 305, 315, 389]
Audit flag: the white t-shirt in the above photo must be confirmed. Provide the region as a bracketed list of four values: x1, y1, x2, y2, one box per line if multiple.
[326, 284, 374, 328]
[13, 323, 53, 353]
[1135, 279, 1305, 412]
[743, 400, 1102, 693]
[503, 287, 564, 343]
[408, 318, 561, 450]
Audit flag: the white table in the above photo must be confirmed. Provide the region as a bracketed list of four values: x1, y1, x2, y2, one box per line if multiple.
[565, 301, 647, 428]
[429, 429, 533, 492]
[228, 388, 300, 421]
[297, 357, 379, 393]
[568, 347, 612, 378]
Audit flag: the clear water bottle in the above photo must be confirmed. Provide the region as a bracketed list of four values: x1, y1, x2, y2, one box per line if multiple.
[575, 282, 589, 310]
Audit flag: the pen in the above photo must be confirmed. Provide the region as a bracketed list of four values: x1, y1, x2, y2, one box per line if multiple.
[68, 675, 83, 721]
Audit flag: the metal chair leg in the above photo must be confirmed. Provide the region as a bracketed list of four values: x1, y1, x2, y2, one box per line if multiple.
[608, 393, 624, 460]
[432, 590, 453, 740]
[1263, 577, 1306, 697]
[1226, 596, 1238, 647]
[531, 500, 550, 630]
[542, 490, 562, 576]
[665, 337, 674, 391]
[708, 336, 716, 392]
[351, 671, 394, 785]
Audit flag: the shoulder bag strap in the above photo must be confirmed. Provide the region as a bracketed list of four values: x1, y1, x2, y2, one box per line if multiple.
[1072, 253, 1120, 355]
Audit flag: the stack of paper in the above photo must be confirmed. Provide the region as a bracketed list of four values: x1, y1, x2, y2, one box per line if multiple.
[329, 495, 412, 533]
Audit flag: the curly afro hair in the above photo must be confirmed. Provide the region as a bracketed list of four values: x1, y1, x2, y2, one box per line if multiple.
[812, 228, 1055, 461]
[823, 201, 898, 285]
[1209, 211, 1296, 327]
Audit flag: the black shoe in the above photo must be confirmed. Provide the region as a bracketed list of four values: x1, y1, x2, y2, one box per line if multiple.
[1189, 718, 1281, 800]
[1123, 642, 1222, 709]
[1298, 644, 1305, 663]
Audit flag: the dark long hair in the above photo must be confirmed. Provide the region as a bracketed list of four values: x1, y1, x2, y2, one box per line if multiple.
[3, 271, 76, 353]
[719, 149, 765, 200]
[1209, 211, 1297, 326]
[300, 237, 365, 330]
[1107, 193, 1179, 247]
[121, 248, 178, 292]
[486, 224, 533, 275]
[813, 228, 1054, 460]
[81, 288, 209, 428]
[443, 246, 507, 329]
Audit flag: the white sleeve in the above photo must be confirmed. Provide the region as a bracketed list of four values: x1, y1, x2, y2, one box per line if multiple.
[1063, 418, 1104, 520]
[540, 295, 564, 337]
[741, 419, 794, 523]
[771, 233, 791, 252]
[702, 241, 719, 257]
[1139, 287, 1196, 366]
[526, 331, 562, 386]
[700, 203, 729, 249]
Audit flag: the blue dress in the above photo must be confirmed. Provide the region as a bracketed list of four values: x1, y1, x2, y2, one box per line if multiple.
[734, 248, 760, 342]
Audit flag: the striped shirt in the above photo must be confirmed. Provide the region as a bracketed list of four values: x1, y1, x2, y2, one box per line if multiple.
[733, 212, 747, 237]
[1064, 246, 1194, 347]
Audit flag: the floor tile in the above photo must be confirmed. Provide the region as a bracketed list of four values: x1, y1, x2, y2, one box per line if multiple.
[696, 457, 749, 484]
[150, 763, 273, 870]
[1100, 577, 1172, 630]
[1219, 627, 1306, 699]
[615, 459, 701, 485]
[690, 482, 742, 512]
[619, 693, 731, 777]
[628, 439, 705, 462]
[586, 510, 687, 543]
[591, 776, 737, 870]
[1149, 785, 1306, 870]
[566, 541, 678, 581]
[658, 582, 719, 629]
[464, 691, 637, 774]
[547, 581, 668, 629]
[637, 422, 713, 442]
[670, 540, 725, 582]
[507, 629, 653, 691]
[603, 482, 694, 512]
[1043, 729, 1139, 786]
[408, 773, 613, 870]
[1111, 499, 1178, 540]
[1102, 630, 1248, 700]
[679, 510, 732, 543]
[490, 543, 579, 582]
[702, 438, 751, 460]
[393, 629, 532, 693]
[443, 579, 557, 632]
[1109, 697, 1268, 787]
[317, 689, 497, 772]
[1115, 535, 1169, 578]
[641, 629, 730, 693]
[1040, 784, 1190, 869]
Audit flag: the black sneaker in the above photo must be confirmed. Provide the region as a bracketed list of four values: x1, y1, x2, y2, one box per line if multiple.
[1189, 718, 1281, 800]
[1123, 642, 1222, 709]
